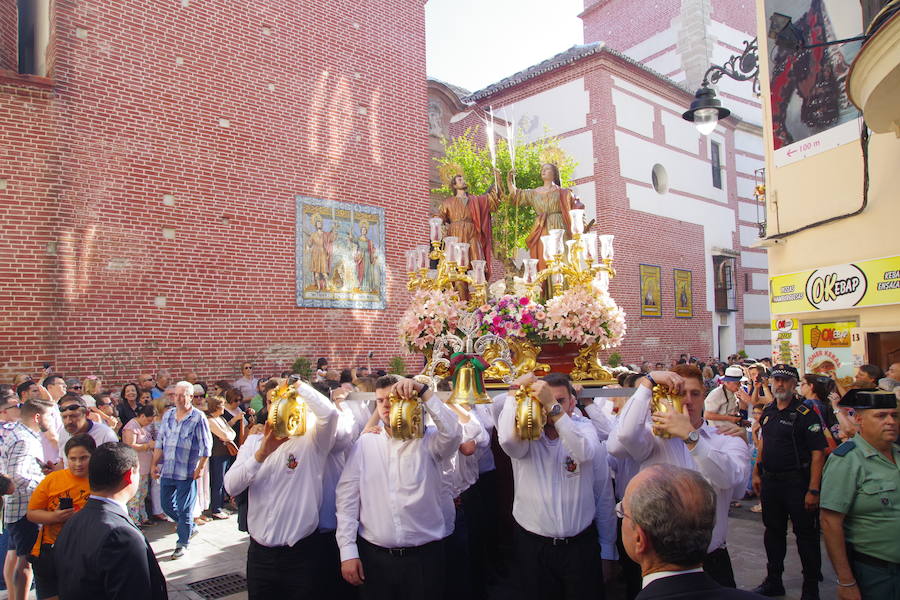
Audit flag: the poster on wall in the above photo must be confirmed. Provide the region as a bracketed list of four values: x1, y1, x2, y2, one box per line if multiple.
[640, 264, 662, 317]
[772, 319, 802, 366]
[764, 0, 864, 167]
[295, 196, 386, 309]
[802, 321, 857, 387]
[673, 269, 693, 318]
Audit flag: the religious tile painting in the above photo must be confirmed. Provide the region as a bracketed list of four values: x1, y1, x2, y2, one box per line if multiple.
[295, 196, 386, 309]
[639, 264, 662, 317]
[674, 269, 693, 318]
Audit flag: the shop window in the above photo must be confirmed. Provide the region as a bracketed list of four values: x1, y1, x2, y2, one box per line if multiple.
[713, 255, 737, 312]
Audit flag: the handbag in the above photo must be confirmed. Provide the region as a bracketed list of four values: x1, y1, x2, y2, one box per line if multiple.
[224, 440, 239, 457]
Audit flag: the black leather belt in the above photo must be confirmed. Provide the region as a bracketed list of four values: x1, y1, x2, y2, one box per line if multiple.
[517, 523, 595, 546]
[759, 464, 809, 480]
[359, 536, 442, 558]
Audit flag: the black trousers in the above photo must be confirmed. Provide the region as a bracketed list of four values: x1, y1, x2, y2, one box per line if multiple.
[246, 534, 322, 600]
[318, 531, 359, 600]
[514, 523, 604, 600]
[703, 546, 736, 588]
[462, 470, 500, 594]
[358, 537, 446, 600]
[760, 473, 821, 585]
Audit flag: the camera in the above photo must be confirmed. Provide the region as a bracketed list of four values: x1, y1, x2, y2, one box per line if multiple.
[58, 497, 74, 510]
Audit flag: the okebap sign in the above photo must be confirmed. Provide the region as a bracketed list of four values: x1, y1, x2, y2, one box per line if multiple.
[770, 255, 900, 314]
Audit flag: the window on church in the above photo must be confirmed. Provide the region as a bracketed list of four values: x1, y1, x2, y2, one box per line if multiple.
[710, 141, 722, 190]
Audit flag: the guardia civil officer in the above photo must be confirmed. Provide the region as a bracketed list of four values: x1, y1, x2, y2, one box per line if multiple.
[820, 390, 900, 600]
[750, 364, 827, 600]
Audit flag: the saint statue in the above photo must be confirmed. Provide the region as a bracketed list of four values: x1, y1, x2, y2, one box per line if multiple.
[305, 214, 334, 291]
[507, 164, 583, 270]
[435, 171, 502, 279]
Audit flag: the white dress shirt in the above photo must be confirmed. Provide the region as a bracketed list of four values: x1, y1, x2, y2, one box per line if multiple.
[584, 398, 615, 442]
[498, 398, 602, 540]
[473, 400, 503, 474]
[335, 394, 462, 561]
[41, 405, 63, 465]
[642, 568, 704, 588]
[444, 411, 488, 500]
[607, 386, 750, 552]
[224, 382, 337, 547]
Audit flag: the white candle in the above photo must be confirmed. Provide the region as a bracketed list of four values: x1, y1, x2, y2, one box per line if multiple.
[429, 217, 443, 242]
[548, 229, 565, 257]
[443, 236, 459, 263]
[416, 245, 430, 270]
[523, 259, 538, 283]
[470, 260, 486, 284]
[565, 239, 578, 261]
[540, 235, 553, 261]
[582, 232, 598, 263]
[599, 235, 615, 260]
[455, 242, 470, 268]
[569, 209, 585, 235]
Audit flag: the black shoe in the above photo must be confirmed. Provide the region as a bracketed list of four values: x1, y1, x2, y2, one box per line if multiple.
[751, 579, 786, 597]
[800, 582, 820, 600]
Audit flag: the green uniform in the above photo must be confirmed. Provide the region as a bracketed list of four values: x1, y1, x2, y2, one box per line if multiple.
[821, 435, 900, 598]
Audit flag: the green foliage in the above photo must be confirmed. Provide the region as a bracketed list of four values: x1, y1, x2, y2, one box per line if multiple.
[388, 356, 407, 375]
[291, 357, 312, 379]
[433, 127, 578, 260]
[737, 349, 748, 359]
[607, 352, 622, 368]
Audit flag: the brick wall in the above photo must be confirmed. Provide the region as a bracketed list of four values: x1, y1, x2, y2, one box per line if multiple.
[452, 52, 749, 364]
[581, 0, 681, 50]
[0, 0, 430, 384]
[0, 0, 17, 72]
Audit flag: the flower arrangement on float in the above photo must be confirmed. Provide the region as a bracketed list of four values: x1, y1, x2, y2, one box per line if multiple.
[473, 295, 547, 341]
[543, 287, 626, 349]
[398, 288, 467, 351]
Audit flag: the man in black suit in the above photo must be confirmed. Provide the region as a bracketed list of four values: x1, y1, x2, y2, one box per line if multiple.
[55, 442, 168, 600]
[622, 465, 764, 600]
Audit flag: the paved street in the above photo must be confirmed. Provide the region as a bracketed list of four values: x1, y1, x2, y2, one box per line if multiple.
[144, 502, 837, 600]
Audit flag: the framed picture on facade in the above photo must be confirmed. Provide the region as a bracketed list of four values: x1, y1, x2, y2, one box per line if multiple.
[674, 269, 693, 318]
[639, 264, 662, 317]
[295, 196, 386, 309]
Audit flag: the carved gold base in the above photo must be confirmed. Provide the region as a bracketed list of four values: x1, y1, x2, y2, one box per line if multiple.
[570, 342, 614, 382]
[483, 338, 550, 380]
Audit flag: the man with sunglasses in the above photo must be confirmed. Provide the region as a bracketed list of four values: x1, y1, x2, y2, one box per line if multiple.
[56, 394, 118, 467]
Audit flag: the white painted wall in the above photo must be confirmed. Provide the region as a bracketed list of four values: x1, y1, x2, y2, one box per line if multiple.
[739, 225, 760, 247]
[558, 131, 595, 179]
[512, 78, 590, 143]
[742, 293, 771, 323]
[744, 343, 772, 359]
[738, 201, 759, 223]
[751, 272, 769, 291]
[744, 327, 772, 341]
[740, 250, 768, 270]
[611, 88, 655, 138]
[661, 111, 700, 153]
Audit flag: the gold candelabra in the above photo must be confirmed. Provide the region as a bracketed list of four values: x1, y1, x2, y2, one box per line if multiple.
[407, 240, 488, 309]
[523, 232, 616, 301]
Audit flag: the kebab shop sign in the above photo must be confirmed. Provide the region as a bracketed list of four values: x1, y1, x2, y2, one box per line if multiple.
[769, 256, 900, 314]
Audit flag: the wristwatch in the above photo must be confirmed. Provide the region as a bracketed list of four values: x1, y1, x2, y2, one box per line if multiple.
[548, 403, 563, 419]
[684, 430, 700, 445]
[808, 489, 820, 496]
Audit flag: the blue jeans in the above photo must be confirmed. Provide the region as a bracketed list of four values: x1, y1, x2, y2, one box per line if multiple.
[208, 455, 233, 513]
[160, 477, 197, 547]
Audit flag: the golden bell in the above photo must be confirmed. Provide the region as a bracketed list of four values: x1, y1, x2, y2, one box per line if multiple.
[514, 385, 546, 441]
[388, 391, 424, 441]
[650, 384, 684, 438]
[447, 362, 492, 406]
[267, 382, 308, 439]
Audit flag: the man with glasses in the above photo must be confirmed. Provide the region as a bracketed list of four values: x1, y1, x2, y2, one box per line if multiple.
[150, 381, 212, 560]
[0, 386, 20, 422]
[234, 363, 259, 402]
[56, 393, 118, 466]
[138, 373, 155, 394]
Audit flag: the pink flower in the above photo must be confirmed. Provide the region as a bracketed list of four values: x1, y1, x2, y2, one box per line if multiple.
[519, 297, 530, 306]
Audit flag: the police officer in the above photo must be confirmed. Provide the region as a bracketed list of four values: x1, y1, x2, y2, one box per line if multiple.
[820, 390, 900, 600]
[751, 364, 827, 600]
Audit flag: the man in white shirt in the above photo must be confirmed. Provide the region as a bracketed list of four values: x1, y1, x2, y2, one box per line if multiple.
[233, 362, 259, 402]
[223, 379, 337, 599]
[335, 375, 461, 600]
[704, 365, 746, 427]
[57, 393, 119, 466]
[608, 365, 750, 588]
[498, 373, 616, 600]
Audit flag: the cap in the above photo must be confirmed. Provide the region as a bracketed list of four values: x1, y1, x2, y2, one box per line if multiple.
[770, 364, 799, 380]
[722, 366, 743, 382]
[839, 389, 897, 410]
[64, 377, 81, 387]
[193, 384, 205, 396]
